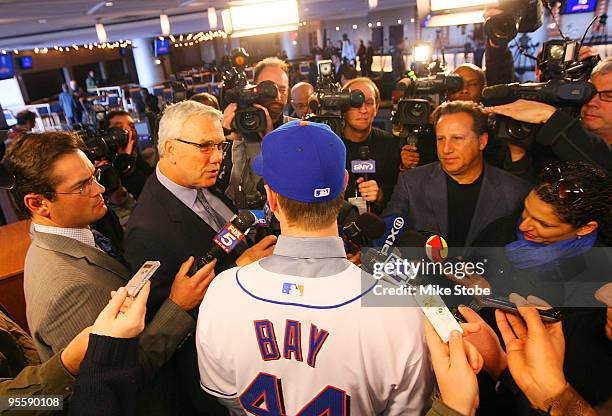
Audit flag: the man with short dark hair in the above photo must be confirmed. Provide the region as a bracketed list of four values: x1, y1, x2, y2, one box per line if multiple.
[224, 56, 296, 209]
[106, 110, 154, 198]
[3, 131, 217, 414]
[385, 100, 530, 247]
[196, 120, 433, 414]
[448, 63, 486, 103]
[6, 110, 36, 146]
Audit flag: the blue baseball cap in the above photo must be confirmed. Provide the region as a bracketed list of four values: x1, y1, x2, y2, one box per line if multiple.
[252, 120, 346, 203]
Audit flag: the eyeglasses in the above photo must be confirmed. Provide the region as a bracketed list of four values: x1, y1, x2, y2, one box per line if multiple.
[56, 168, 102, 196]
[593, 89, 612, 102]
[173, 139, 230, 154]
[542, 165, 584, 205]
[174, 139, 230, 155]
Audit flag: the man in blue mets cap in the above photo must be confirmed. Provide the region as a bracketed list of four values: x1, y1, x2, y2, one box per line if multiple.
[195, 119, 432, 415]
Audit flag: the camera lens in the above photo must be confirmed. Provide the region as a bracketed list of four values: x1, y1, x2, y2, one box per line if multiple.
[507, 119, 535, 141]
[410, 103, 425, 118]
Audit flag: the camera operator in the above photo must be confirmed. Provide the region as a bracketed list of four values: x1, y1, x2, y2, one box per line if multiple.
[485, 57, 612, 177]
[106, 110, 154, 198]
[223, 57, 296, 209]
[340, 77, 402, 211]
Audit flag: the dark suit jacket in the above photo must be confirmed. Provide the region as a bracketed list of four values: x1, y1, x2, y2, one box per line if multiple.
[124, 174, 241, 316]
[383, 162, 531, 246]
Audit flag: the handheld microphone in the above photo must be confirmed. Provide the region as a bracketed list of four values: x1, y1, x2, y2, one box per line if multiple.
[372, 214, 408, 254]
[195, 211, 257, 269]
[353, 145, 375, 183]
[342, 212, 385, 253]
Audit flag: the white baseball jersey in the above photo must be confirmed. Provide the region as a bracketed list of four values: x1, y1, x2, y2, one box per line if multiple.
[196, 260, 433, 415]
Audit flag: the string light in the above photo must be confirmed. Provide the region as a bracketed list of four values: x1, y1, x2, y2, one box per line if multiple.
[18, 29, 225, 56]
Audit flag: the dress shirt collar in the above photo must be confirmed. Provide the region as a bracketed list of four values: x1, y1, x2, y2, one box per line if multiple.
[156, 164, 198, 209]
[33, 223, 96, 248]
[272, 235, 347, 259]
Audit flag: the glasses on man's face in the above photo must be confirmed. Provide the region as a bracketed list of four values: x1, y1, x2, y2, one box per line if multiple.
[56, 168, 102, 197]
[593, 89, 612, 102]
[542, 165, 584, 205]
[173, 139, 230, 154]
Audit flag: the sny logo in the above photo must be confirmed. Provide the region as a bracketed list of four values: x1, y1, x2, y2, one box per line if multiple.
[314, 188, 330, 198]
[351, 159, 376, 174]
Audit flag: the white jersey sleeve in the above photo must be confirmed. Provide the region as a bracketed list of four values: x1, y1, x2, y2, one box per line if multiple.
[196, 267, 240, 398]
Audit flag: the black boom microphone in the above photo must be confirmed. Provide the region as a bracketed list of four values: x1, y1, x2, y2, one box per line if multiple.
[195, 210, 257, 269]
[342, 212, 386, 253]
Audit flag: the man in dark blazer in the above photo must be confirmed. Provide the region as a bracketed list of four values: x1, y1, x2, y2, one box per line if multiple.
[124, 100, 276, 316]
[384, 100, 530, 248]
[3, 131, 217, 415]
[123, 100, 276, 414]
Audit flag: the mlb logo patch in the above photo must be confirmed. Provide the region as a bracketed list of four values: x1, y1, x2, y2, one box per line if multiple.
[282, 283, 304, 297]
[314, 188, 330, 198]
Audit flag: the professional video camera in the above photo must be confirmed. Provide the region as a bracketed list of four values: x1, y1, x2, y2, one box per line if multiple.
[305, 60, 365, 136]
[391, 69, 463, 145]
[538, 39, 600, 82]
[74, 125, 132, 194]
[483, 32, 600, 146]
[221, 48, 278, 136]
[484, 0, 543, 46]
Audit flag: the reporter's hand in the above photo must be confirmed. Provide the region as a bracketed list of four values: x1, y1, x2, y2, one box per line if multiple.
[425, 320, 481, 416]
[357, 178, 382, 203]
[117, 128, 136, 156]
[222, 103, 237, 131]
[347, 251, 362, 266]
[91, 282, 149, 339]
[459, 305, 507, 379]
[236, 235, 277, 267]
[578, 46, 598, 61]
[60, 326, 92, 376]
[169, 257, 217, 311]
[495, 301, 567, 410]
[400, 145, 420, 169]
[507, 143, 528, 162]
[484, 99, 556, 124]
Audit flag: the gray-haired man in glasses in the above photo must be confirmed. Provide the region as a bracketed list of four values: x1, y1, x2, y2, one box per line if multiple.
[123, 100, 276, 412]
[3, 130, 218, 414]
[486, 56, 612, 178]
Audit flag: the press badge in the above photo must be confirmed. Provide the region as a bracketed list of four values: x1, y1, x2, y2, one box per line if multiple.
[348, 196, 367, 215]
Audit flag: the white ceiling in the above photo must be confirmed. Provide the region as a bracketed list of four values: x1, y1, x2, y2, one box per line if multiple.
[0, 0, 413, 50]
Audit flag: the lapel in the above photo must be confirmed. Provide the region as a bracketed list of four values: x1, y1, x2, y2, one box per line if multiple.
[424, 163, 449, 236]
[32, 229, 130, 280]
[151, 176, 237, 236]
[466, 164, 501, 245]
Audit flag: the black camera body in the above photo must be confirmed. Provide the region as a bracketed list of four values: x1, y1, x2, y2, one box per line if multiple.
[539, 39, 600, 82]
[222, 49, 278, 136]
[305, 60, 365, 136]
[75, 126, 133, 193]
[391, 71, 461, 145]
[483, 35, 598, 146]
[485, 0, 543, 46]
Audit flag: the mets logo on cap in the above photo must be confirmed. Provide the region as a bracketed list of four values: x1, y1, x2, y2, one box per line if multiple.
[425, 235, 448, 263]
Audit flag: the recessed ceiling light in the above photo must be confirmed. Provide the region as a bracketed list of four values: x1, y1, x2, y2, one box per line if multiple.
[38, 19, 47, 23]
[105, 1, 113, 6]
